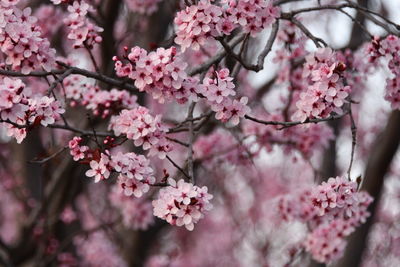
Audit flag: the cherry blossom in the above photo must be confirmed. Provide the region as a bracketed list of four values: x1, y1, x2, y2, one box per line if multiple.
[28, 96, 65, 127]
[152, 178, 213, 231]
[174, 1, 223, 52]
[85, 153, 111, 183]
[211, 96, 250, 125]
[60, 206, 77, 224]
[68, 136, 90, 161]
[111, 151, 154, 181]
[0, 3, 56, 73]
[58, 0, 103, 49]
[293, 48, 351, 122]
[109, 107, 173, 158]
[63, 75, 138, 118]
[277, 176, 373, 264]
[117, 173, 155, 198]
[0, 77, 65, 143]
[367, 35, 400, 109]
[114, 46, 193, 104]
[174, 0, 279, 51]
[304, 220, 350, 263]
[202, 68, 250, 125]
[0, 1, 397, 266]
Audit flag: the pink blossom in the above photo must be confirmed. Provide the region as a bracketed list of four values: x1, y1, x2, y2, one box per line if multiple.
[367, 35, 400, 109]
[68, 136, 89, 161]
[114, 46, 193, 104]
[152, 179, 213, 231]
[62, 0, 103, 49]
[85, 154, 111, 183]
[117, 174, 155, 198]
[28, 96, 65, 127]
[304, 220, 352, 263]
[109, 107, 173, 158]
[293, 47, 350, 122]
[0, 5, 56, 73]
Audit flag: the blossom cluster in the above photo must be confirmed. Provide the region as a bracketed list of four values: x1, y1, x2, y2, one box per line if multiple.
[63, 75, 138, 118]
[53, 0, 103, 48]
[85, 153, 112, 183]
[203, 69, 250, 125]
[124, 0, 162, 15]
[112, 152, 155, 198]
[304, 219, 351, 263]
[0, 77, 65, 143]
[109, 107, 172, 159]
[68, 136, 90, 161]
[152, 179, 213, 231]
[0, 2, 56, 73]
[310, 177, 372, 224]
[277, 176, 373, 263]
[174, 0, 280, 51]
[114, 46, 194, 103]
[74, 144, 156, 197]
[293, 48, 351, 122]
[367, 35, 400, 109]
[114, 45, 250, 125]
[28, 96, 65, 126]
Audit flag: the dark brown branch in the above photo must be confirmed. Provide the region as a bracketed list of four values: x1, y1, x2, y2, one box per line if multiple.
[244, 112, 348, 128]
[56, 61, 138, 92]
[28, 146, 68, 164]
[217, 21, 279, 72]
[347, 104, 357, 179]
[287, 17, 327, 48]
[0, 64, 138, 93]
[47, 69, 73, 95]
[188, 33, 246, 76]
[187, 102, 196, 183]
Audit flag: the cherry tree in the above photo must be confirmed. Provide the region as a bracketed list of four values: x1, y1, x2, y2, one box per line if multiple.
[0, 0, 399, 266]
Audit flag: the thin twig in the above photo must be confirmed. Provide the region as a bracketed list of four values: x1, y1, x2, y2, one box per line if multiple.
[288, 17, 327, 47]
[29, 146, 68, 164]
[166, 155, 191, 180]
[0, 64, 138, 93]
[188, 33, 246, 76]
[338, 9, 373, 39]
[347, 104, 357, 180]
[86, 113, 102, 148]
[166, 137, 189, 147]
[244, 112, 348, 128]
[187, 102, 196, 183]
[85, 44, 101, 73]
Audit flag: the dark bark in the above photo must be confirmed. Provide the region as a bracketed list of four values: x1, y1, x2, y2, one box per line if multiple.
[100, 0, 122, 76]
[336, 111, 400, 267]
